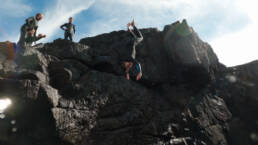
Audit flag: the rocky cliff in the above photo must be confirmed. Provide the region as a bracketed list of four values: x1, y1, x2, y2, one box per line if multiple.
[0, 20, 257, 145]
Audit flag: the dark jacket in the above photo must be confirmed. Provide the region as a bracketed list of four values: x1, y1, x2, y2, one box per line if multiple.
[60, 23, 76, 34]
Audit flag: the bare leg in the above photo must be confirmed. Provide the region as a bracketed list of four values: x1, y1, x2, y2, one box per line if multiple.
[124, 62, 133, 80]
[136, 72, 142, 80]
[126, 73, 130, 80]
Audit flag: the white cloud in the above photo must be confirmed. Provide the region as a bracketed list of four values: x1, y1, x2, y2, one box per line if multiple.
[86, 0, 248, 38]
[37, 0, 95, 42]
[211, 0, 258, 66]
[0, 0, 32, 17]
[83, 0, 254, 67]
[211, 25, 258, 66]
[2, 0, 255, 67]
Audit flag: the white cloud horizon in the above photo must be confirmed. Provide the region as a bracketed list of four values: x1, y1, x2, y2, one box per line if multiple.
[85, 0, 256, 67]
[210, 0, 258, 66]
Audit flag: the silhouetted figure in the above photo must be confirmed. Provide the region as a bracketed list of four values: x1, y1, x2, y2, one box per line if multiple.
[60, 17, 76, 41]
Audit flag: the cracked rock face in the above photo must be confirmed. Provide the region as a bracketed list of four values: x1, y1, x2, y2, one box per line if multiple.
[79, 20, 221, 86]
[0, 20, 257, 145]
[211, 60, 258, 145]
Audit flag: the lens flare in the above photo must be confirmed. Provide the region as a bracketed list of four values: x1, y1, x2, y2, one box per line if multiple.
[0, 98, 12, 113]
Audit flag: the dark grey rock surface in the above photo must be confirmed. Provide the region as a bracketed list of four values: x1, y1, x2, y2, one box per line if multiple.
[0, 20, 256, 145]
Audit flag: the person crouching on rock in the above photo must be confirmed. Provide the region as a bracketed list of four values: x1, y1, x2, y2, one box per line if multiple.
[122, 20, 143, 81]
[18, 13, 44, 48]
[60, 17, 76, 41]
[0, 29, 45, 70]
[23, 28, 46, 48]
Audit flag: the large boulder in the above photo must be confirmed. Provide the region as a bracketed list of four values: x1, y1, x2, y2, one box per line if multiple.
[163, 20, 219, 70]
[212, 60, 258, 145]
[0, 80, 64, 145]
[50, 70, 232, 145]
[80, 20, 221, 86]
[0, 20, 256, 145]
[40, 39, 92, 65]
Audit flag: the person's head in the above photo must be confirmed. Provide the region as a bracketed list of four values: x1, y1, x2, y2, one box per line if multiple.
[36, 13, 43, 21]
[69, 17, 73, 23]
[27, 28, 35, 36]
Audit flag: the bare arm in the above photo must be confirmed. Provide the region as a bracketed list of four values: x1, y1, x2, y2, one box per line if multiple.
[128, 20, 143, 43]
[25, 34, 46, 43]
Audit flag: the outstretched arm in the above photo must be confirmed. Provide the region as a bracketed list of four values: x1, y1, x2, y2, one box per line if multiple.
[127, 22, 136, 37]
[128, 20, 143, 43]
[25, 34, 46, 43]
[128, 23, 136, 37]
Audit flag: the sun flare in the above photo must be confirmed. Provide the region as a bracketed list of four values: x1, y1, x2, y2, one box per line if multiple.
[0, 98, 12, 112]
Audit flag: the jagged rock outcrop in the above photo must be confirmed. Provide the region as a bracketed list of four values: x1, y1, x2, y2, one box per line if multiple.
[0, 20, 257, 145]
[79, 20, 222, 87]
[210, 60, 258, 145]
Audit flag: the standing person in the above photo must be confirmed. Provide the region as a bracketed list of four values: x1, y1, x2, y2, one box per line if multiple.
[60, 17, 76, 41]
[18, 13, 44, 48]
[122, 20, 143, 81]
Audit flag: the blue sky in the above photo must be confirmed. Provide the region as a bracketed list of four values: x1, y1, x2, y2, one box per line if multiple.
[0, 0, 257, 66]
